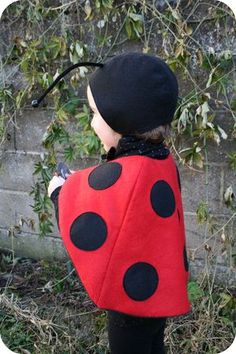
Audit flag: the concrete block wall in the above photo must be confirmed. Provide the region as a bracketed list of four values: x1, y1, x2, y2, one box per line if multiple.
[0, 108, 100, 257]
[0, 0, 235, 286]
[0, 104, 235, 286]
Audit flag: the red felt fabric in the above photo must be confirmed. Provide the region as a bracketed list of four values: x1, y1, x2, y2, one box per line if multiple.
[58, 154, 191, 317]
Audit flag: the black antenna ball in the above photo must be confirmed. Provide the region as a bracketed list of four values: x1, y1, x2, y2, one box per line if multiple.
[31, 100, 39, 108]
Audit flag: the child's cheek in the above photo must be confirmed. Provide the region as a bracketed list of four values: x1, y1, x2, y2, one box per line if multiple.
[92, 122, 103, 143]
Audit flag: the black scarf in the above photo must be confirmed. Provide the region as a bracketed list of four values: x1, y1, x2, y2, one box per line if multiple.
[101, 135, 170, 162]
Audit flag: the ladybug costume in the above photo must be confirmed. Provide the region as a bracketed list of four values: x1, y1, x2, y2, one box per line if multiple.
[33, 52, 191, 353]
[58, 144, 190, 317]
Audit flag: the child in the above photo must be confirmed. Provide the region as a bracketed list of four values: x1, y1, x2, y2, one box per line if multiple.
[46, 52, 191, 353]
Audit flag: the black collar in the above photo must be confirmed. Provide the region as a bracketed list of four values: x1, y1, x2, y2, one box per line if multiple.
[101, 135, 170, 162]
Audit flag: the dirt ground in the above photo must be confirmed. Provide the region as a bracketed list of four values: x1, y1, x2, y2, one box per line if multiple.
[0, 251, 109, 353]
[0, 249, 235, 354]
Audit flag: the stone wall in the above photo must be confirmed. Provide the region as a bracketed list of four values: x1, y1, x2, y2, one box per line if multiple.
[0, 0, 235, 285]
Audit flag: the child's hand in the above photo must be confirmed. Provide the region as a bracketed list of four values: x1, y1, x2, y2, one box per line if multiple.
[48, 175, 65, 198]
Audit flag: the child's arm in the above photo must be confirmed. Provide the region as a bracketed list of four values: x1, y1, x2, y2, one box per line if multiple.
[48, 175, 65, 229]
[48, 175, 65, 198]
[48, 162, 73, 198]
[48, 162, 74, 228]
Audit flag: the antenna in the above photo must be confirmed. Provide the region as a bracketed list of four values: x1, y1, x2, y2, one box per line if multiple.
[31, 61, 104, 108]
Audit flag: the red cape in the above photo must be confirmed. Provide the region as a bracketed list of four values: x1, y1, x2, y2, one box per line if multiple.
[58, 154, 191, 317]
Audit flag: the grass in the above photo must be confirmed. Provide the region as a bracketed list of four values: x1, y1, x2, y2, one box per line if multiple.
[0, 250, 235, 354]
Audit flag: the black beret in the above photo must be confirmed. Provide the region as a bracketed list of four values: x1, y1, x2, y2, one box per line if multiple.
[88, 52, 178, 135]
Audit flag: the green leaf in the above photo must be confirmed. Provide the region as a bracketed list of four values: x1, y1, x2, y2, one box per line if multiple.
[20, 59, 29, 72]
[227, 152, 236, 170]
[64, 146, 75, 162]
[180, 142, 204, 168]
[128, 13, 143, 22]
[196, 202, 209, 224]
[125, 20, 132, 39]
[188, 281, 205, 302]
[63, 98, 80, 115]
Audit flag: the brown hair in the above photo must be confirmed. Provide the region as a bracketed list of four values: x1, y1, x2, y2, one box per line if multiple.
[134, 124, 172, 144]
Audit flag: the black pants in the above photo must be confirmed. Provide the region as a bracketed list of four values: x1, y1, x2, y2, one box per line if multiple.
[107, 310, 167, 354]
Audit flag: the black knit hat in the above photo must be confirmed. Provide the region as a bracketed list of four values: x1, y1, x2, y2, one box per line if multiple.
[32, 52, 178, 135]
[89, 52, 178, 135]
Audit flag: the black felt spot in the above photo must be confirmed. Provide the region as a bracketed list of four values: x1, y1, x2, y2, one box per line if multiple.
[150, 180, 176, 217]
[88, 162, 122, 190]
[176, 165, 181, 191]
[123, 262, 158, 301]
[178, 209, 180, 222]
[183, 246, 189, 272]
[70, 212, 107, 251]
